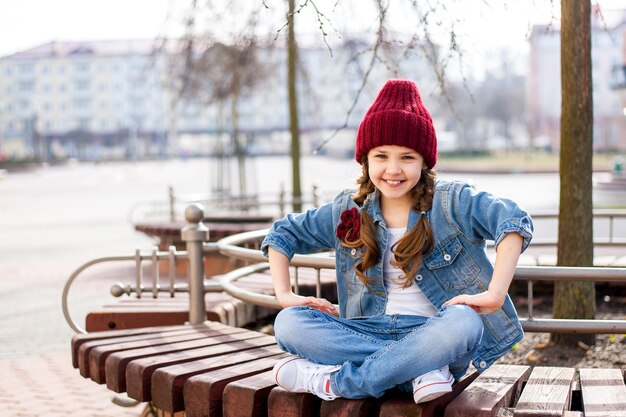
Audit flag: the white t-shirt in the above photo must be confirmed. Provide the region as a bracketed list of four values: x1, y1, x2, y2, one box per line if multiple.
[383, 227, 437, 317]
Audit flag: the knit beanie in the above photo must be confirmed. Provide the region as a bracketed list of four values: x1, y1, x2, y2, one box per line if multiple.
[355, 79, 437, 168]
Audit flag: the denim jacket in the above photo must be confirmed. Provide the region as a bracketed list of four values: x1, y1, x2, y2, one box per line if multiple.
[261, 179, 534, 372]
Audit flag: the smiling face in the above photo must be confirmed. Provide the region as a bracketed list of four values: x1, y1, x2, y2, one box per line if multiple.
[367, 145, 424, 207]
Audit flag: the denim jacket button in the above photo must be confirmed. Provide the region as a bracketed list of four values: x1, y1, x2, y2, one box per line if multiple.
[415, 274, 423, 281]
[479, 361, 487, 369]
[443, 253, 451, 261]
[350, 248, 357, 256]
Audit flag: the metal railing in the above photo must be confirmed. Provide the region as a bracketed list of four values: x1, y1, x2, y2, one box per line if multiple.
[62, 204, 223, 334]
[530, 209, 626, 246]
[63, 203, 626, 335]
[217, 231, 626, 335]
[128, 185, 326, 224]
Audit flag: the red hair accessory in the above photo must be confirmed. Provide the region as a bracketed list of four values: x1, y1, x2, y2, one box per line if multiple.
[336, 208, 360, 242]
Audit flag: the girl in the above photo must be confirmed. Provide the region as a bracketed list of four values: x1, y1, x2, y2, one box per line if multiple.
[261, 79, 533, 403]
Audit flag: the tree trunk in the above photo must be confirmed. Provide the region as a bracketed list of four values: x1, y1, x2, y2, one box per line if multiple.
[287, 0, 302, 212]
[551, 0, 596, 347]
[230, 94, 247, 196]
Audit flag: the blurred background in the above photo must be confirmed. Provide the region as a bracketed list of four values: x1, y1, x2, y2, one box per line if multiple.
[0, 1, 625, 167]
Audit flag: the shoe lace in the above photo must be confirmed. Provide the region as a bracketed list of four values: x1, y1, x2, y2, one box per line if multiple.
[306, 365, 338, 397]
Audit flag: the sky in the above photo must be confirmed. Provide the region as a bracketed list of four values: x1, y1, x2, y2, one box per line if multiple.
[0, 0, 624, 76]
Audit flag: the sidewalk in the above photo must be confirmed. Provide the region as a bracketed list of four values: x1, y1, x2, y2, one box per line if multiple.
[0, 262, 148, 417]
[0, 351, 144, 417]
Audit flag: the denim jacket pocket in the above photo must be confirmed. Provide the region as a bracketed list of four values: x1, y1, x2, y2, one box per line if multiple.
[345, 274, 366, 317]
[336, 245, 366, 317]
[424, 236, 481, 291]
[336, 245, 361, 272]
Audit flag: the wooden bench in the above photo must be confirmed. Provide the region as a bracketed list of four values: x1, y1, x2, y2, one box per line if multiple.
[71, 322, 626, 417]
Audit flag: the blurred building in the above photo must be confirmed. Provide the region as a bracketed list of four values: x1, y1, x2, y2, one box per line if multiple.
[0, 40, 179, 160]
[527, 8, 626, 152]
[0, 38, 438, 160]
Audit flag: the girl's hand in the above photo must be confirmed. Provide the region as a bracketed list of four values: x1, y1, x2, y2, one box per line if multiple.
[444, 290, 506, 314]
[276, 292, 339, 316]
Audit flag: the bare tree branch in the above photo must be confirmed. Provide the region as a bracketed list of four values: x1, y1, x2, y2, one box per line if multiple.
[313, 0, 389, 154]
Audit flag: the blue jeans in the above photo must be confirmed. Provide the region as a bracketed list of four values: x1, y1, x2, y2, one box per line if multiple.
[273, 304, 484, 399]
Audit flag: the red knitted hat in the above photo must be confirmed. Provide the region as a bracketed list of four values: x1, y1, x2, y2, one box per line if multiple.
[355, 79, 437, 168]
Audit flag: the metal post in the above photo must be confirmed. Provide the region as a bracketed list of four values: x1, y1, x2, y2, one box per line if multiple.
[168, 245, 177, 298]
[135, 249, 143, 299]
[279, 183, 285, 217]
[151, 246, 160, 298]
[169, 185, 176, 222]
[181, 204, 210, 324]
[312, 184, 319, 208]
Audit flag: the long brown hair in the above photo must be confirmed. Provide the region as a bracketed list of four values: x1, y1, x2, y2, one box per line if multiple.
[339, 158, 436, 288]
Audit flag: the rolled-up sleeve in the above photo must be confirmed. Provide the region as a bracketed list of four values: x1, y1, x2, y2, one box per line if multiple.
[260, 202, 336, 260]
[494, 214, 534, 252]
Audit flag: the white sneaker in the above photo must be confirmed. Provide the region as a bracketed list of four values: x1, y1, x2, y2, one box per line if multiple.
[273, 355, 341, 401]
[412, 366, 454, 403]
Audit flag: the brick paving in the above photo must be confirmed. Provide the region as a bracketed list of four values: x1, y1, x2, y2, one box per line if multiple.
[0, 260, 149, 416]
[0, 351, 144, 417]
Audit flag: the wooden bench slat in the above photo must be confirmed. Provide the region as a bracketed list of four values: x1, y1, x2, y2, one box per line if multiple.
[513, 366, 575, 417]
[76, 327, 201, 372]
[378, 372, 479, 417]
[444, 365, 531, 417]
[81, 326, 247, 379]
[579, 368, 626, 417]
[183, 354, 288, 417]
[124, 335, 277, 401]
[268, 387, 322, 417]
[105, 332, 273, 392]
[319, 398, 379, 417]
[222, 370, 278, 417]
[71, 323, 208, 368]
[151, 349, 285, 413]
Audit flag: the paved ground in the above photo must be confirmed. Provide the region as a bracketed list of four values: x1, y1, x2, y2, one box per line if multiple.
[0, 352, 145, 417]
[0, 261, 150, 417]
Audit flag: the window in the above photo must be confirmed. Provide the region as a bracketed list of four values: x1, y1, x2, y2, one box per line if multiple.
[74, 81, 90, 92]
[74, 62, 90, 72]
[74, 99, 91, 110]
[18, 82, 34, 93]
[77, 118, 90, 130]
[18, 64, 34, 74]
